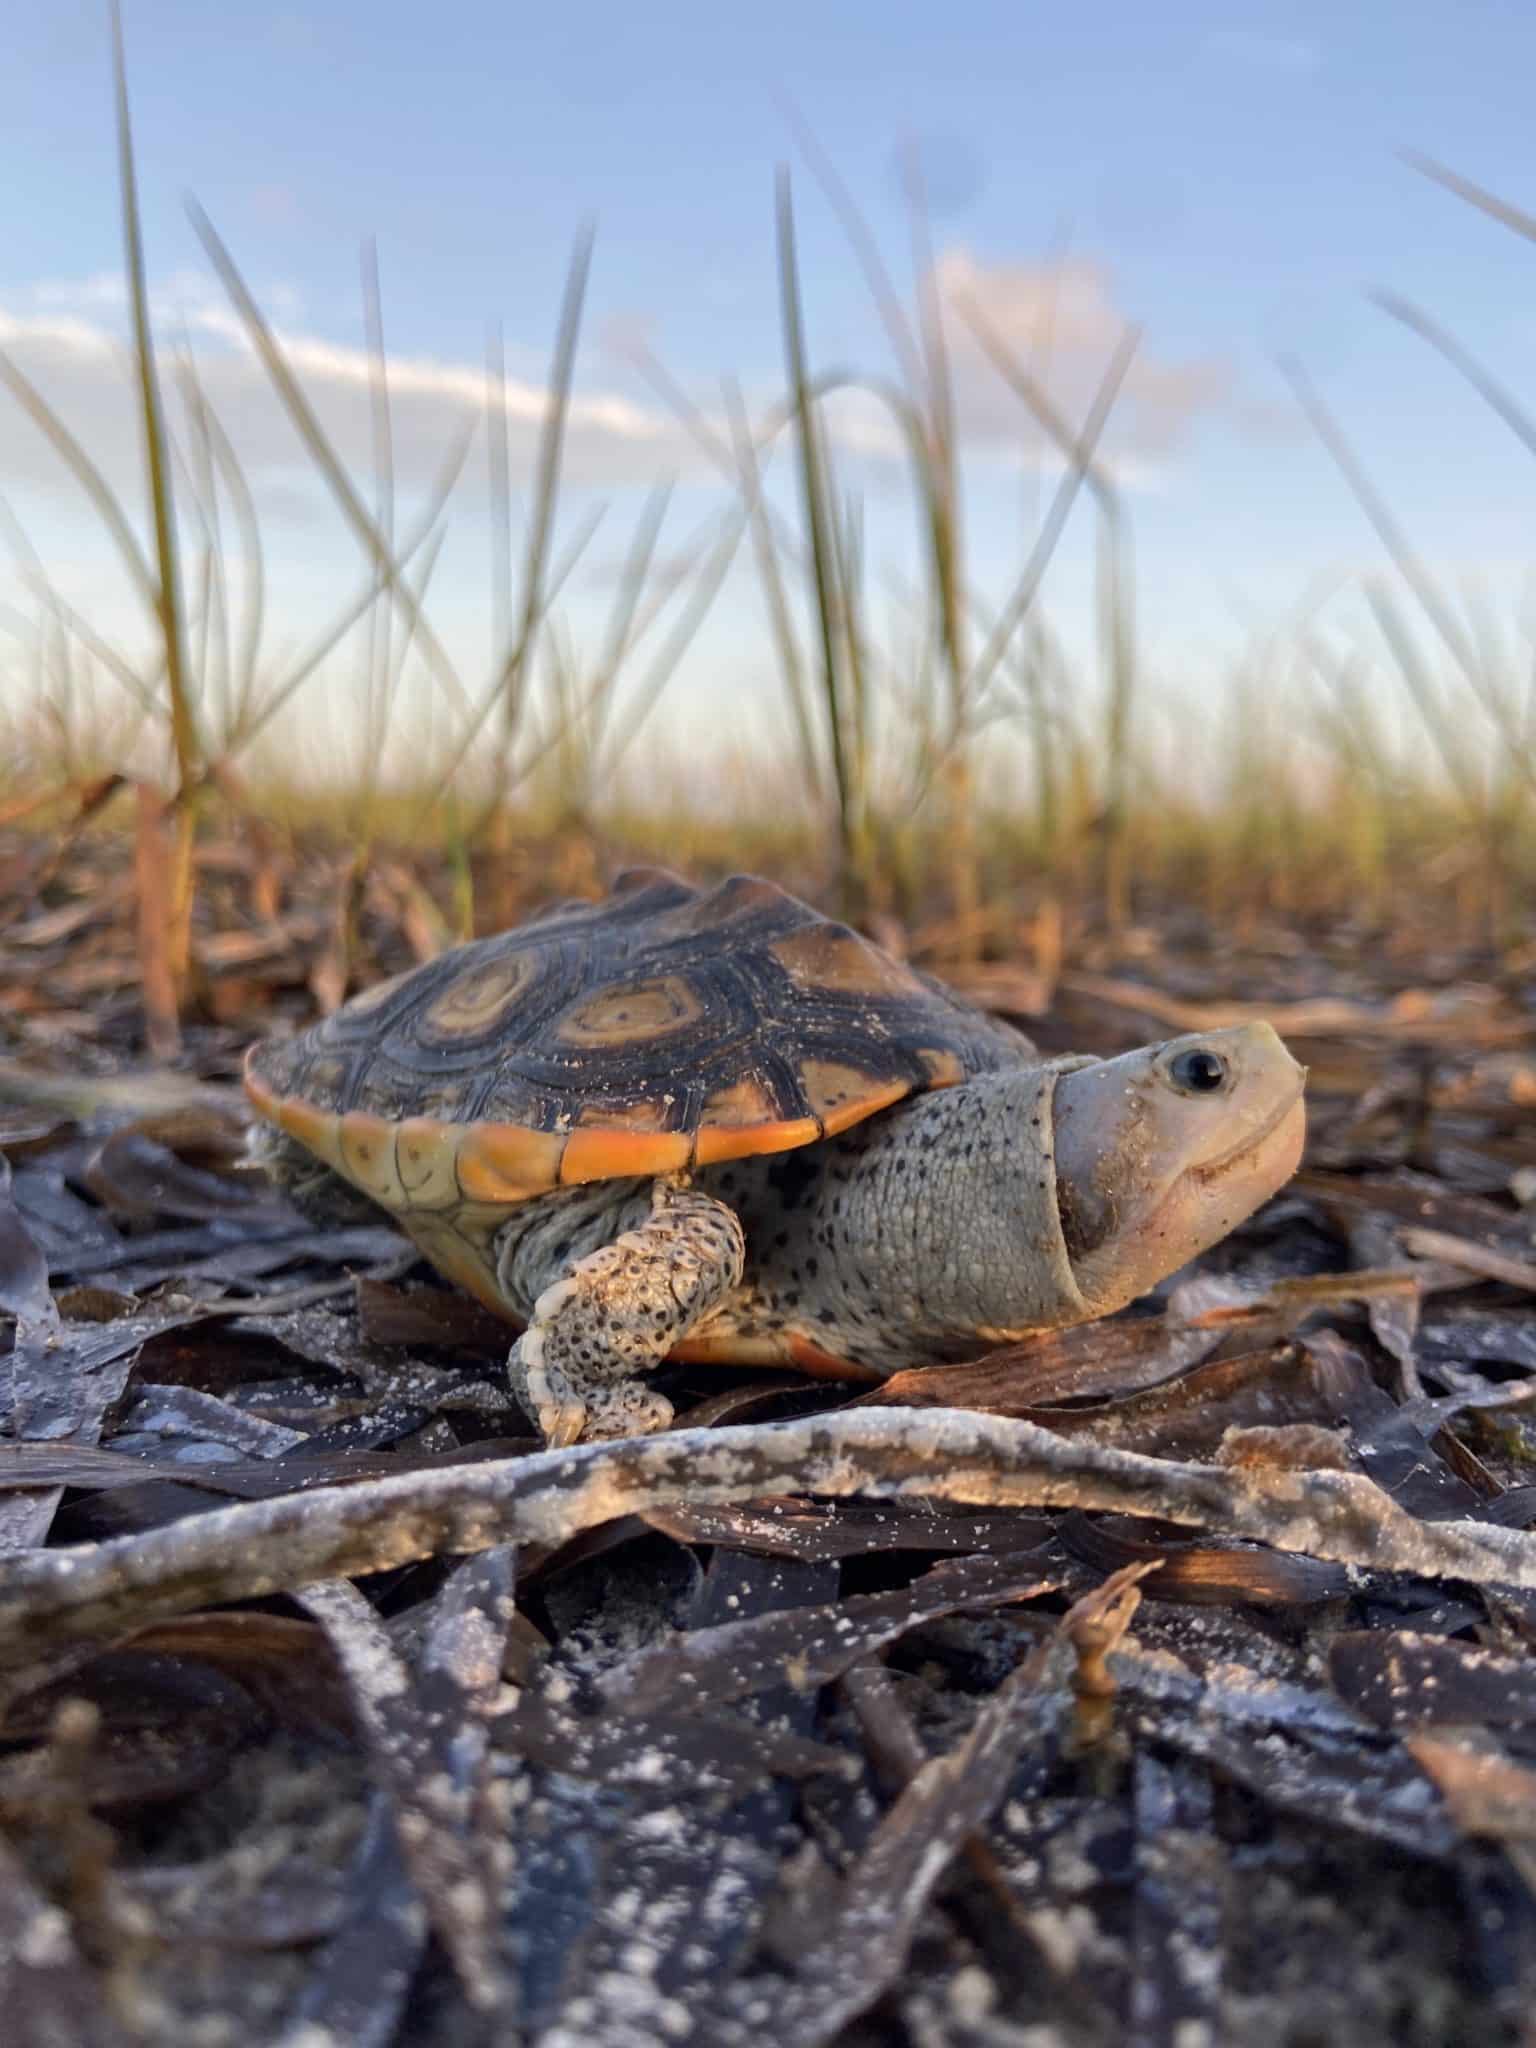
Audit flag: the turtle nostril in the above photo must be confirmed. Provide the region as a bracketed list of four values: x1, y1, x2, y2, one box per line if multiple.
[1170, 1047, 1227, 1094]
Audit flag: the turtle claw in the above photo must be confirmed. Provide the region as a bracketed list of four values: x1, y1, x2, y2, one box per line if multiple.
[539, 1398, 590, 1449]
[516, 1337, 589, 1446]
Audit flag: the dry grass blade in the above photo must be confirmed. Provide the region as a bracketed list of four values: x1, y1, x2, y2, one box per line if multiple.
[787, 128, 988, 946]
[431, 498, 611, 825]
[832, 487, 872, 820]
[170, 345, 230, 743]
[171, 344, 267, 739]
[1403, 151, 1536, 246]
[131, 784, 182, 1060]
[1058, 967, 1533, 1043]
[1397, 1228, 1536, 1294]
[899, 143, 968, 736]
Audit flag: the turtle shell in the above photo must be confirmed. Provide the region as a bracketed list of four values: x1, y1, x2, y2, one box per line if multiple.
[245, 868, 1034, 1216]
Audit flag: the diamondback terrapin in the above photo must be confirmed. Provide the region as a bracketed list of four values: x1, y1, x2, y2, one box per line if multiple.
[246, 869, 1306, 1445]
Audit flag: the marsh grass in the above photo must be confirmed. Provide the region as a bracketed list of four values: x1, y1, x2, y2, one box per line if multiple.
[0, 35, 1533, 1045]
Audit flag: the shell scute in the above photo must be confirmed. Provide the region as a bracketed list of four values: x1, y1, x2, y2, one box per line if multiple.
[699, 1076, 782, 1130]
[396, 1117, 466, 1209]
[555, 975, 704, 1049]
[338, 1112, 406, 1206]
[810, 1071, 912, 1135]
[456, 1125, 567, 1204]
[423, 954, 538, 1037]
[769, 921, 925, 1000]
[560, 1128, 693, 1184]
[692, 1117, 822, 1166]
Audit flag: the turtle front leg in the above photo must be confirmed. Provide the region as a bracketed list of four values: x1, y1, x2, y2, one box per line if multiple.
[510, 1176, 745, 1446]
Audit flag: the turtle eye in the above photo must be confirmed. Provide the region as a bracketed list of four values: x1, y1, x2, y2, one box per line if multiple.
[1169, 1046, 1228, 1095]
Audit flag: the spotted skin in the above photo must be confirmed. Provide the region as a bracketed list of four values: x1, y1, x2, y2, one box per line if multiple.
[511, 1177, 745, 1444]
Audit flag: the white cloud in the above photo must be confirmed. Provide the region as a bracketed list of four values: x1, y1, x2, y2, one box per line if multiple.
[933, 248, 1236, 463]
[0, 249, 1244, 554]
[0, 277, 701, 525]
[29, 273, 128, 311]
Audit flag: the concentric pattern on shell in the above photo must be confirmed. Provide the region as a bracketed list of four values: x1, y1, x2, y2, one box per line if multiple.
[245, 868, 1033, 1207]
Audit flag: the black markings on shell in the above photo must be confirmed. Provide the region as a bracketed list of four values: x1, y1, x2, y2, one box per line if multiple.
[247, 870, 1033, 1152]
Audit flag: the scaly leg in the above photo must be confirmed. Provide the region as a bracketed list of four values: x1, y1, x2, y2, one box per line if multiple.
[510, 1177, 745, 1445]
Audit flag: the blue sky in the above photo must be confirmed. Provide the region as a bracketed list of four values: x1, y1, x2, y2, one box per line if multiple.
[3, 2, 1535, 783]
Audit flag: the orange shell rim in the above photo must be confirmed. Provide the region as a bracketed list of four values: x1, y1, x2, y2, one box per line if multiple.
[242, 1049, 919, 1196]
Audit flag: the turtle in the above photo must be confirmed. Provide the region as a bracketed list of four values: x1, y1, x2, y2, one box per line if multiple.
[245, 868, 1307, 1446]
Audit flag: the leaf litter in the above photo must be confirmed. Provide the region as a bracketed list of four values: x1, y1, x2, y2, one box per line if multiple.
[0, 833, 1534, 2043]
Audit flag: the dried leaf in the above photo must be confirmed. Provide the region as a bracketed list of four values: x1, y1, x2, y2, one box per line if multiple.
[1330, 1632, 1536, 1732]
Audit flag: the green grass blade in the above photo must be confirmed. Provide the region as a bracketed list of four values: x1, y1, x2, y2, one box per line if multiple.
[778, 169, 859, 906]
[112, 0, 199, 794]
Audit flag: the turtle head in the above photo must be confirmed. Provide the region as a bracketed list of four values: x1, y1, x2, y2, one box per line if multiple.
[1050, 1021, 1306, 1315]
